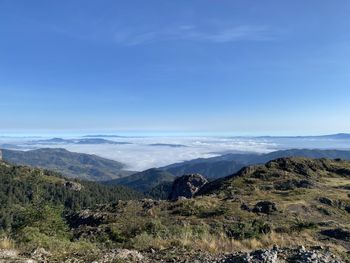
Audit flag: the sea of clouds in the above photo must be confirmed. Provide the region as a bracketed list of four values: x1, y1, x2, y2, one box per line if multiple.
[1, 135, 350, 171]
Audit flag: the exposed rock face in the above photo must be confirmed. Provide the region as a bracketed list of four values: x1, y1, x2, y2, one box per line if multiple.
[169, 174, 208, 200]
[64, 181, 82, 191]
[68, 209, 106, 228]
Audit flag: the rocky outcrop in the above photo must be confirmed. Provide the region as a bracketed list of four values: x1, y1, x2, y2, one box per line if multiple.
[68, 209, 106, 228]
[321, 228, 350, 241]
[252, 201, 278, 214]
[318, 197, 350, 213]
[169, 174, 208, 200]
[64, 181, 82, 191]
[274, 179, 314, 190]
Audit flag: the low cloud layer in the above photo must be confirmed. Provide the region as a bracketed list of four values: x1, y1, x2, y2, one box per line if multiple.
[2, 136, 350, 171]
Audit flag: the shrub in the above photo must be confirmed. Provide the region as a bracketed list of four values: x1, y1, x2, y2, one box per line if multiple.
[225, 220, 272, 239]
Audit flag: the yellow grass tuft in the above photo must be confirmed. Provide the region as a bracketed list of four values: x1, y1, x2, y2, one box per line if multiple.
[0, 237, 14, 249]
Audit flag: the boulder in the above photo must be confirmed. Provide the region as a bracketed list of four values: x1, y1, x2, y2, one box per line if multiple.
[168, 174, 208, 200]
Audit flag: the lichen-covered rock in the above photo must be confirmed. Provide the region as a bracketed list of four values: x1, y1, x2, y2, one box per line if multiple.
[169, 174, 208, 200]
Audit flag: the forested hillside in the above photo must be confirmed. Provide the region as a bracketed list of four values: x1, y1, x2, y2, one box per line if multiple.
[0, 148, 134, 181]
[0, 160, 143, 232]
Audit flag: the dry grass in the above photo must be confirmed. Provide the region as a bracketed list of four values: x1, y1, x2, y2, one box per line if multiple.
[191, 231, 316, 253]
[132, 228, 334, 255]
[0, 237, 14, 249]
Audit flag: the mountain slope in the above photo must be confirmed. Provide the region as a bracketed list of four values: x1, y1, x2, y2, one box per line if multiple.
[1, 157, 350, 261]
[64, 157, 350, 262]
[162, 149, 350, 178]
[104, 168, 175, 193]
[0, 160, 144, 230]
[0, 148, 134, 181]
[197, 156, 350, 196]
[26, 137, 132, 145]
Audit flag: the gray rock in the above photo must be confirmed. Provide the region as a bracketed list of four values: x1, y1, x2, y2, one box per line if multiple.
[320, 228, 350, 241]
[169, 174, 208, 200]
[64, 181, 82, 191]
[220, 246, 343, 263]
[252, 201, 278, 214]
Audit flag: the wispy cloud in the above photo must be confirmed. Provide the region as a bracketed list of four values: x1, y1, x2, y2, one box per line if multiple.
[113, 24, 274, 46]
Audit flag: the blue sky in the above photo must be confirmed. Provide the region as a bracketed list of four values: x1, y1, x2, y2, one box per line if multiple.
[1, 0, 350, 135]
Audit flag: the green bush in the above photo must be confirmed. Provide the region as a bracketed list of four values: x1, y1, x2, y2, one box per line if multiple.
[225, 220, 272, 239]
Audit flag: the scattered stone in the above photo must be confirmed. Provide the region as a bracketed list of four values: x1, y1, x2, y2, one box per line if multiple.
[0, 249, 37, 263]
[288, 246, 342, 263]
[220, 246, 343, 263]
[0, 249, 18, 259]
[91, 249, 145, 263]
[31, 248, 51, 261]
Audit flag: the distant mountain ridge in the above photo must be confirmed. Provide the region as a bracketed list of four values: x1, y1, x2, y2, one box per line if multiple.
[29, 137, 132, 145]
[256, 133, 350, 139]
[161, 149, 350, 178]
[148, 143, 187, 148]
[0, 148, 134, 181]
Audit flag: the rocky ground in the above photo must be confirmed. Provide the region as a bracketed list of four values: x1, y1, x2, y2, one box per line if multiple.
[0, 246, 346, 263]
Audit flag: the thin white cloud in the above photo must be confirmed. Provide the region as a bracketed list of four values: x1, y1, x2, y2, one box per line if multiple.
[199, 25, 272, 43]
[113, 24, 274, 46]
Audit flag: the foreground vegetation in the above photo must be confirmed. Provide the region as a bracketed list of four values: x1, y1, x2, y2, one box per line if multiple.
[1, 157, 350, 262]
[0, 160, 143, 232]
